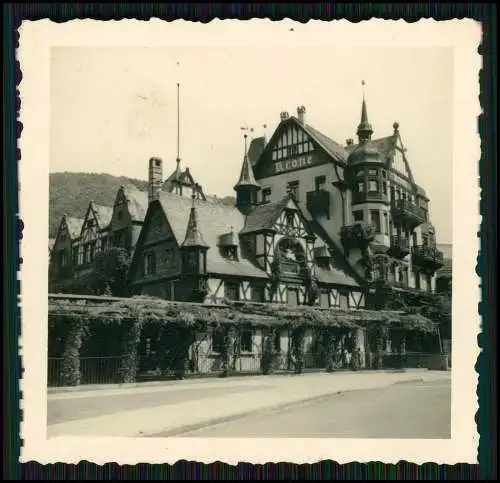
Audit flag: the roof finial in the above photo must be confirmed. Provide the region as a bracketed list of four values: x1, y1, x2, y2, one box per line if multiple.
[357, 80, 373, 143]
[176, 81, 181, 164]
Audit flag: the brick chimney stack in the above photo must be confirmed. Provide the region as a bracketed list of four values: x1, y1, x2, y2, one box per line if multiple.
[148, 157, 163, 204]
[297, 105, 306, 125]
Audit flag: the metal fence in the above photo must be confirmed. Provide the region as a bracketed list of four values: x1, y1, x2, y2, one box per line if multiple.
[47, 351, 448, 387]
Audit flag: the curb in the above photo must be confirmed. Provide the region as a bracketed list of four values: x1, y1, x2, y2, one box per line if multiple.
[142, 375, 441, 437]
[47, 368, 433, 395]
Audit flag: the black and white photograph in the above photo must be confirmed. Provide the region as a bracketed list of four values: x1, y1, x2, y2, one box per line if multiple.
[19, 19, 480, 464]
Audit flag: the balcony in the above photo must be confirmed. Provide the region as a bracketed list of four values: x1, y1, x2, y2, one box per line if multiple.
[340, 222, 375, 252]
[391, 199, 426, 228]
[306, 189, 330, 218]
[388, 235, 410, 258]
[352, 191, 389, 205]
[412, 245, 444, 272]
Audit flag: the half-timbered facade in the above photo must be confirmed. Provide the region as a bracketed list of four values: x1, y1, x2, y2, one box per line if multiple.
[250, 101, 444, 298]
[49, 215, 84, 290]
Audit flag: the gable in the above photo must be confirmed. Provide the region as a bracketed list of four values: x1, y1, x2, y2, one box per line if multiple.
[389, 136, 415, 184]
[254, 119, 333, 179]
[272, 198, 313, 238]
[110, 189, 132, 229]
[142, 204, 176, 246]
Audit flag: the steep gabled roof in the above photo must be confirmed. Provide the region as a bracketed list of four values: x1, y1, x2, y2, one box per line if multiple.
[157, 193, 266, 278]
[248, 136, 267, 166]
[254, 116, 348, 170]
[91, 202, 113, 229]
[300, 122, 348, 164]
[239, 196, 291, 235]
[181, 200, 209, 248]
[65, 216, 85, 239]
[346, 134, 398, 161]
[121, 185, 148, 222]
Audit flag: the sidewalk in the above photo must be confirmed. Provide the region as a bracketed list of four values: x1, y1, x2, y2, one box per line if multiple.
[47, 370, 451, 438]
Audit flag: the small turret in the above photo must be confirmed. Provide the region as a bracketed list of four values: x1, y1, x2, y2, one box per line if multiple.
[234, 134, 261, 215]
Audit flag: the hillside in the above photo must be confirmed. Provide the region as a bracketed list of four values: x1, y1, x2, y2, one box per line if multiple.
[49, 172, 235, 238]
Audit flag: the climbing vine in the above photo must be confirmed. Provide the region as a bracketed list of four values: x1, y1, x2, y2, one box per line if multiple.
[323, 328, 337, 372]
[219, 325, 237, 377]
[261, 328, 277, 375]
[118, 314, 143, 383]
[291, 326, 306, 374]
[60, 315, 87, 386]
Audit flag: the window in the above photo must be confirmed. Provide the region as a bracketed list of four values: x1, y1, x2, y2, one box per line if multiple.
[412, 231, 418, 247]
[165, 248, 174, 265]
[225, 282, 239, 301]
[320, 291, 329, 309]
[144, 252, 156, 275]
[357, 181, 365, 193]
[415, 271, 421, 290]
[426, 275, 433, 292]
[274, 330, 281, 352]
[100, 237, 107, 252]
[89, 241, 96, 262]
[368, 168, 378, 176]
[339, 292, 349, 310]
[225, 246, 238, 261]
[211, 330, 225, 354]
[368, 180, 379, 192]
[383, 213, 389, 234]
[58, 250, 68, 267]
[422, 235, 429, 247]
[286, 181, 300, 201]
[250, 285, 265, 303]
[353, 211, 364, 222]
[262, 188, 271, 203]
[382, 180, 388, 195]
[371, 210, 381, 234]
[77, 245, 84, 265]
[356, 169, 365, 179]
[240, 330, 253, 352]
[315, 176, 326, 191]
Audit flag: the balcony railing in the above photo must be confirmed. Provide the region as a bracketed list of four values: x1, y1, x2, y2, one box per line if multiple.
[412, 245, 444, 271]
[388, 235, 410, 258]
[391, 199, 426, 227]
[306, 189, 330, 218]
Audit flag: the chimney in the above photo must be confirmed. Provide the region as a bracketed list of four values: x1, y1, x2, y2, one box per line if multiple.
[346, 138, 354, 146]
[148, 157, 163, 204]
[280, 111, 289, 122]
[297, 105, 306, 125]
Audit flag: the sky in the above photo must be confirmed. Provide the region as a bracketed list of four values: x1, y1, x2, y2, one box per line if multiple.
[50, 46, 453, 243]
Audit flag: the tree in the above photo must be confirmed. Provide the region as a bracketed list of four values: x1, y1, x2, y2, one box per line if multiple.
[90, 247, 131, 297]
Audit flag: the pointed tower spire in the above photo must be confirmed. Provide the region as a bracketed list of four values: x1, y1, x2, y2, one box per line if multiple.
[181, 192, 208, 248]
[357, 80, 373, 143]
[234, 133, 261, 215]
[234, 134, 260, 190]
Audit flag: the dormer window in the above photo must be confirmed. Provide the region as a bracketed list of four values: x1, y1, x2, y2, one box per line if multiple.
[225, 246, 238, 261]
[285, 210, 294, 227]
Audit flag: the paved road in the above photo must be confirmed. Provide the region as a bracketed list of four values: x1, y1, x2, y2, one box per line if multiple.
[175, 379, 451, 439]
